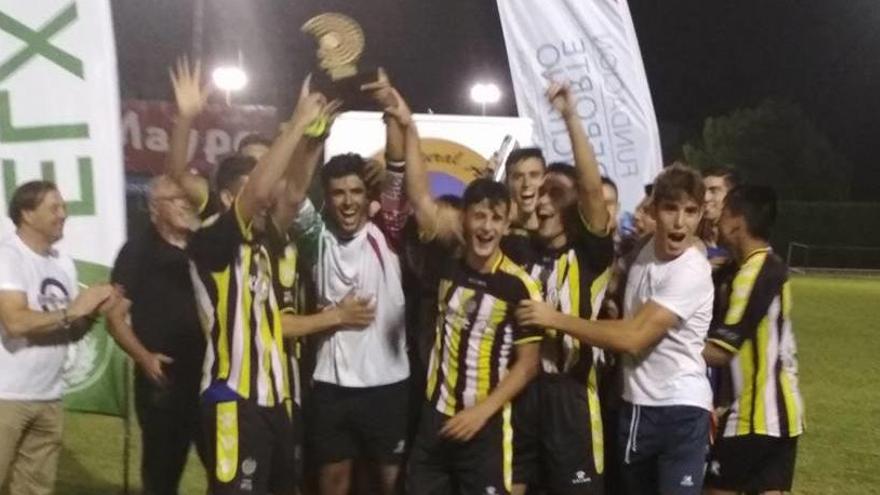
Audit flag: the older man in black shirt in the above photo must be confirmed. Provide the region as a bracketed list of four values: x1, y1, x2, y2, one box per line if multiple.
[107, 175, 207, 494]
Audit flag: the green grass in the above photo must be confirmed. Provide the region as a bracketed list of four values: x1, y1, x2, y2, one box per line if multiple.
[49, 275, 880, 494]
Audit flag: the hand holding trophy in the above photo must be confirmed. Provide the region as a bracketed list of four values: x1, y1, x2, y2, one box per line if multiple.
[301, 12, 379, 111]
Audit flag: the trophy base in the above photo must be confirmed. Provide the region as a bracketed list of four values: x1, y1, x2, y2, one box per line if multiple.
[311, 68, 380, 111]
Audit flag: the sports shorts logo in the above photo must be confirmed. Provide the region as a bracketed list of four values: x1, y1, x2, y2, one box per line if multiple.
[571, 470, 592, 484]
[710, 460, 721, 476]
[680, 475, 694, 487]
[484, 487, 498, 495]
[241, 457, 257, 476]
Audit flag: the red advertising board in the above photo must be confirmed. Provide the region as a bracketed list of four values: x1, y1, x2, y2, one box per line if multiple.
[122, 99, 279, 176]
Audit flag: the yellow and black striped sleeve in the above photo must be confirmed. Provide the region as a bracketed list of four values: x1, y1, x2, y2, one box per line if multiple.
[708, 253, 779, 353]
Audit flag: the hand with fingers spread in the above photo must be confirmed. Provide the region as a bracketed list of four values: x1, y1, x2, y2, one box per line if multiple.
[439, 403, 493, 442]
[515, 299, 563, 330]
[170, 56, 211, 119]
[332, 291, 376, 329]
[546, 80, 577, 120]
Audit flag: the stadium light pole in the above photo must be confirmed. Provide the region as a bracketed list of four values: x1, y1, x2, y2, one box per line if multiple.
[470, 82, 501, 116]
[212, 65, 248, 104]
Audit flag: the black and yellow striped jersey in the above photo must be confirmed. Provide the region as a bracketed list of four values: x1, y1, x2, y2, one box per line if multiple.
[188, 202, 290, 408]
[426, 253, 543, 416]
[264, 221, 313, 408]
[709, 248, 804, 438]
[525, 207, 614, 380]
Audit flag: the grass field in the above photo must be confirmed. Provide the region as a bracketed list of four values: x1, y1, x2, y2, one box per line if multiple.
[46, 274, 880, 494]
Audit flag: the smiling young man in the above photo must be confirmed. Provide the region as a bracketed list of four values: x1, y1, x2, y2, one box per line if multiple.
[703, 186, 804, 495]
[517, 163, 714, 495]
[509, 83, 614, 495]
[385, 90, 541, 495]
[286, 72, 412, 495]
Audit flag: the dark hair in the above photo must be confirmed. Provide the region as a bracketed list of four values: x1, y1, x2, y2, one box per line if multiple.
[601, 176, 618, 196]
[463, 178, 510, 211]
[436, 194, 463, 210]
[237, 133, 272, 152]
[215, 154, 257, 193]
[703, 165, 742, 190]
[321, 153, 367, 189]
[546, 162, 578, 184]
[652, 162, 705, 206]
[8, 181, 58, 227]
[505, 147, 546, 174]
[724, 185, 777, 241]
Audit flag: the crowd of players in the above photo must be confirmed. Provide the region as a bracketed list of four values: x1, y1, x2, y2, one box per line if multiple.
[0, 63, 804, 495]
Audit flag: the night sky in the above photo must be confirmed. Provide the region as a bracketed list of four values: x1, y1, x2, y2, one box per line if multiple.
[113, 0, 880, 200]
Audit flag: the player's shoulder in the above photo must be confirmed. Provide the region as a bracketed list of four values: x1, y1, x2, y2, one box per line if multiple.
[495, 255, 541, 300]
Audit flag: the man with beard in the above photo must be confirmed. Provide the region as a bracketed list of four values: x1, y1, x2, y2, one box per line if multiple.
[703, 186, 804, 495]
[287, 70, 411, 495]
[517, 164, 714, 495]
[700, 166, 740, 270]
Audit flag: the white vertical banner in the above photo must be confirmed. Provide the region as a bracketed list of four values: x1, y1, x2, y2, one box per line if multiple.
[0, 1, 128, 414]
[497, 0, 663, 213]
[0, 0, 125, 264]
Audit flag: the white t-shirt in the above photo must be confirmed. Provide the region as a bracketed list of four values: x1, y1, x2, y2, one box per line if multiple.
[0, 235, 78, 401]
[622, 238, 714, 411]
[295, 200, 409, 388]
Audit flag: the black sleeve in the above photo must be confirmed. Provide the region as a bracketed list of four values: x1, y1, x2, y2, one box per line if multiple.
[708, 259, 784, 352]
[111, 239, 142, 298]
[187, 205, 249, 272]
[511, 275, 543, 345]
[566, 206, 614, 273]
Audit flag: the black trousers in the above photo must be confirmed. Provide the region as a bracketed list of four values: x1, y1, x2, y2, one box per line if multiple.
[134, 371, 206, 495]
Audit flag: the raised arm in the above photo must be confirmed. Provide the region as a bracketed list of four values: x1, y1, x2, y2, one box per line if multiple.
[384, 89, 462, 245]
[237, 77, 324, 224]
[167, 57, 212, 210]
[548, 82, 609, 233]
[272, 99, 341, 232]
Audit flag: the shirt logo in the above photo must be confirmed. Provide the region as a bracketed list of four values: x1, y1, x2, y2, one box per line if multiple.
[393, 439, 406, 454]
[241, 457, 257, 476]
[38, 278, 69, 312]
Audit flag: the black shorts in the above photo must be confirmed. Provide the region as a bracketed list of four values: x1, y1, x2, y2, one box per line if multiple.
[512, 380, 539, 486]
[307, 379, 409, 465]
[407, 402, 514, 495]
[538, 374, 604, 495]
[705, 434, 799, 493]
[201, 399, 296, 495]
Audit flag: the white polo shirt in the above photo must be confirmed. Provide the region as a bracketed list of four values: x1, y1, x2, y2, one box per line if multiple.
[0, 234, 78, 401]
[622, 238, 714, 411]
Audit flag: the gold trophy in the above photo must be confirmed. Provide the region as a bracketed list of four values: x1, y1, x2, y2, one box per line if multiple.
[302, 13, 378, 110]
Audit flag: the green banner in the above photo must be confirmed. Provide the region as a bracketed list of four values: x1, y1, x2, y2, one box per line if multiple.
[62, 260, 129, 417]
